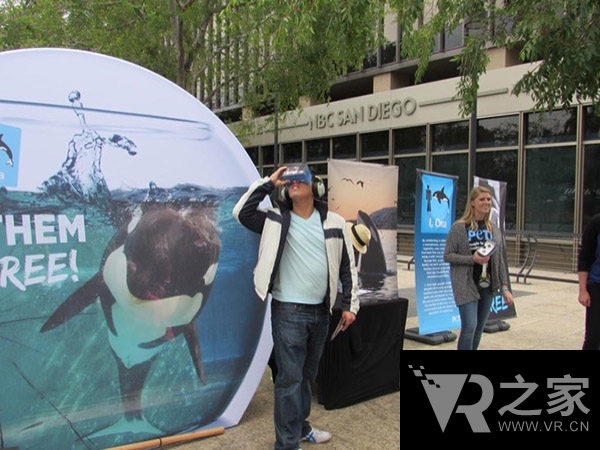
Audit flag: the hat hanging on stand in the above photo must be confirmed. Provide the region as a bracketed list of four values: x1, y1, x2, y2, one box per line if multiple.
[346, 223, 371, 254]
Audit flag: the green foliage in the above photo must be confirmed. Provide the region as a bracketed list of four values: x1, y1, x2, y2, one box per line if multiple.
[510, 0, 600, 111]
[3, 0, 597, 121]
[220, 0, 386, 114]
[0, 0, 176, 81]
[395, 0, 600, 116]
[0, 0, 387, 121]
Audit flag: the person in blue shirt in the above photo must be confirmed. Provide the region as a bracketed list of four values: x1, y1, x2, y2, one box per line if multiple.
[233, 165, 359, 450]
[577, 213, 600, 350]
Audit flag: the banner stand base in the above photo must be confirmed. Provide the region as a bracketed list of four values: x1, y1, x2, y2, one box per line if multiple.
[404, 327, 457, 345]
[483, 319, 510, 333]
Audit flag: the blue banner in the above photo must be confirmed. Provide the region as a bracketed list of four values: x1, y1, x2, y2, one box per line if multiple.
[414, 170, 459, 334]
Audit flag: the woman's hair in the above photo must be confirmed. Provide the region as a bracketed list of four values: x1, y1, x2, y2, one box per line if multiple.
[457, 186, 493, 232]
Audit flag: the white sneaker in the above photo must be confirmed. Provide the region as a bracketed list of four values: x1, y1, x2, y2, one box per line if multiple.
[301, 427, 332, 444]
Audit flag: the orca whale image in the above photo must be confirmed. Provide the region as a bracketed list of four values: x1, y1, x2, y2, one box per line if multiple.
[432, 186, 449, 204]
[40, 203, 221, 439]
[0, 133, 14, 167]
[356, 210, 387, 274]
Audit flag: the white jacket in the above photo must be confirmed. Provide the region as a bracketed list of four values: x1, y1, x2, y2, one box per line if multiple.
[232, 176, 359, 315]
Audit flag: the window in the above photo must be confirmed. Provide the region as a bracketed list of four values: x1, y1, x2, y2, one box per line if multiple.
[394, 126, 426, 155]
[524, 146, 576, 233]
[363, 50, 378, 69]
[476, 150, 518, 230]
[308, 162, 328, 178]
[306, 139, 330, 162]
[477, 115, 519, 148]
[584, 106, 600, 141]
[333, 135, 357, 159]
[523, 108, 577, 234]
[432, 121, 469, 152]
[360, 130, 389, 158]
[444, 25, 463, 50]
[583, 144, 600, 229]
[245, 146, 259, 166]
[382, 13, 399, 65]
[381, 41, 397, 65]
[282, 142, 302, 163]
[262, 145, 275, 166]
[526, 108, 577, 144]
[364, 157, 389, 166]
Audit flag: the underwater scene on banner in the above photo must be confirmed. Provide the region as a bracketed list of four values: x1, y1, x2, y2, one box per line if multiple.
[0, 185, 264, 450]
[0, 48, 267, 450]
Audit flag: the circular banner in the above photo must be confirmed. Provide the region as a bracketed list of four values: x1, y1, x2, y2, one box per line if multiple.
[0, 48, 269, 449]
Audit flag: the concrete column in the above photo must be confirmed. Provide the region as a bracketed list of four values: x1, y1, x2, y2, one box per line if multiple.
[486, 47, 521, 71]
[373, 72, 411, 93]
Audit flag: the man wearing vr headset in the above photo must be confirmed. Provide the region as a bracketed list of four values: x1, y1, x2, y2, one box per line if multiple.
[233, 164, 359, 450]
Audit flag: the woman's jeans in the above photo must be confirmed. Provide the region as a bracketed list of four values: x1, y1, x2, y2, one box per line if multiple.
[457, 285, 493, 350]
[582, 283, 600, 350]
[271, 300, 329, 450]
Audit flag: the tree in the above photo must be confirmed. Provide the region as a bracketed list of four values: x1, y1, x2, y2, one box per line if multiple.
[0, 1, 177, 79]
[393, 0, 600, 116]
[3, 0, 599, 119]
[0, 0, 387, 118]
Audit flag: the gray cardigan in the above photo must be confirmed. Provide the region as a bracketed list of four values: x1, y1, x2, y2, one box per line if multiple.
[443, 221, 509, 306]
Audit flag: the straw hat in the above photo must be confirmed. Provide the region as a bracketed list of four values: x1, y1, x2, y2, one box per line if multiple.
[346, 223, 371, 254]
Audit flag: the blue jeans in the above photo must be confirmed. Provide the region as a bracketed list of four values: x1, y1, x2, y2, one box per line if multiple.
[457, 286, 493, 350]
[271, 300, 329, 450]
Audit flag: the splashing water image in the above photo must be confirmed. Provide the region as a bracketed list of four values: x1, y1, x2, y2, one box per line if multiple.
[41, 91, 137, 204]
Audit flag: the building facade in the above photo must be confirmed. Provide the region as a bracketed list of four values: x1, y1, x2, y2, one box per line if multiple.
[231, 30, 600, 274]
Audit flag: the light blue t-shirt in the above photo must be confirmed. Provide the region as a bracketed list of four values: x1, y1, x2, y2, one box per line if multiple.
[272, 209, 328, 304]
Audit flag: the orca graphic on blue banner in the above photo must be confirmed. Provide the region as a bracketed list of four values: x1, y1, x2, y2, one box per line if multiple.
[0, 124, 20, 186]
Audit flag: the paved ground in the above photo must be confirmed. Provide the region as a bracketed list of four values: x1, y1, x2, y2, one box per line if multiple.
[164, 264, 583, 450]
[400, 264, 583, 350]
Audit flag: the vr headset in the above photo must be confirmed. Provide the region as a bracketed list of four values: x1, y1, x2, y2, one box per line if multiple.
[281, 164, 313, 185]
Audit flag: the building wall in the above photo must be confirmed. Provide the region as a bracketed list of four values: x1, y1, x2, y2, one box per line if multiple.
[234, 63, 600, 273]
[240, 63, 538, 145]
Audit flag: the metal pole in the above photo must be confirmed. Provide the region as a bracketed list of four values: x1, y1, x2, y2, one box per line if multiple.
[468, 99, 477, 192]
[273, 97, 279, 168]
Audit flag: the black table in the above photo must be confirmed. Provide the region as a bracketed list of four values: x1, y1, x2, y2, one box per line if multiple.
[317, 297, 408, 410]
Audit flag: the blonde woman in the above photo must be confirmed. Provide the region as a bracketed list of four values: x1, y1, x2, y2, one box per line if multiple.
[443, 186, 514, 350]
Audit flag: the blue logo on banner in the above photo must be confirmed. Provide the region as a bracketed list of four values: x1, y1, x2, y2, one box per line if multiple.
[0, 123, 21, 187]
[421, 173, 453, 234]
[491, 294, 509, 313]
